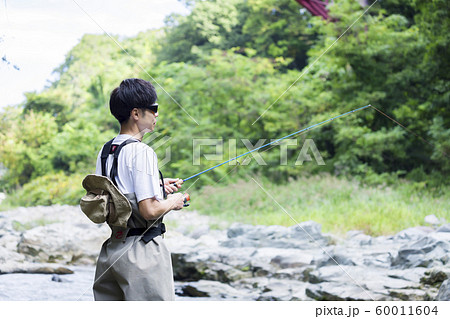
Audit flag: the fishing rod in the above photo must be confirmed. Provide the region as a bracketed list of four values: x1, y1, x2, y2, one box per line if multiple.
[177, 104, 372, 206]
[183, 104, 371, 182]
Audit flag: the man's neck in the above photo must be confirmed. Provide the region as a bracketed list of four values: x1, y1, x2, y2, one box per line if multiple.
[120, 124, 143, 141]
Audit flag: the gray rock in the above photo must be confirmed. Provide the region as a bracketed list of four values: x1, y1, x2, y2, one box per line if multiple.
[226, 223, 254, 239]
[51, 274, 64, 282]
[362, 252, 392, 268]
[17, 222, 110, 264]
[236, 277, 269, 291]
[387, 268, 428, 284]
[273, 267, 306, 280]
[0, 246, 25, 265]
[171, 252, 208, 281]
[388, 288, 437, 301]
[256, 279, 309, 301]
[176, 280, 255, 300]
[270, 251, 314, 269]
[224, 224, 298, 249]
[392, 234, 450, 269]
[316, 253, 356, 267]
[307, 265, 346, 283]
[437, 224, 450, 233]
[290, 286, 314, 301]
[436, 279, 450, 301]
[306, 282, 374, 301]
[0, 262, 73, 275]
[220, 236, 256, 248]
[424, 214, 441, 225]
[249, 259, 275, 277]
[393, 226, 434, 241]
[346, 231, 372, 246]
[188, 225, 210, 239]
[218, 247, 256, 269]
[420, 269, 448, 286]
[289, 221, 323, 241]
[203, 262, 252, 283]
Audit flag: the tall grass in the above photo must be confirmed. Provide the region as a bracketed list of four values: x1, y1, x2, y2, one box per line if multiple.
[193, 174, 450, 236]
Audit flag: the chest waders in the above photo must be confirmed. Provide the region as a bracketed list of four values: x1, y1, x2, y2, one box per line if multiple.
[93, 138, 175, 301]
[100, 138, 167, 243]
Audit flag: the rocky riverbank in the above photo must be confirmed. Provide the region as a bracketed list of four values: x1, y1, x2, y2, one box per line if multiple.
[0, 205, 449, 301]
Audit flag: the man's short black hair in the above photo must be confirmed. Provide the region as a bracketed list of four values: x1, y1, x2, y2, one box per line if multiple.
[110, 78, 157, 124]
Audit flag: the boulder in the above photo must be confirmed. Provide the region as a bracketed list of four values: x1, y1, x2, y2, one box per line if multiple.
[17, 222, 110, 264]
[420, 269, 448, 286]
[437, 224, 450, 233]
[226, 223, 254, 239]
[307, 265, 347, 283]
[392, 234, 450, 269]
[388, 288, 437, 301]
[187, 225, 210, 239]
[0, 261, 73, 275]
[257, 282, 292, 300]
[171, 252, 208, 281]
[270, 251, 314, 269]
[362, 252, 393, 268]
[289, 221, 323, 241]
[346, 230, 372, 246]
[393, 226, 434, 241]
[0, 233, 22, 253]
[316, 253, 356, 267]
[273, 267, 306, 280]
[176, 280, 256, 300]
[217, 247, 256, 269]
[236, 277, 269, 291]
[0, 246, 26, 274]
[203, 262, 252, 283]
[306, 282, 375, 301]
[435, 279, 450, 301]
[424, 214, 441, 226]
[387, 267, 428, 284]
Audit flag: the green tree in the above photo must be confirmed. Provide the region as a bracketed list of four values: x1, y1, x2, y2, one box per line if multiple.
[0, 110, 58, 188]
[158, 0, 313, 69]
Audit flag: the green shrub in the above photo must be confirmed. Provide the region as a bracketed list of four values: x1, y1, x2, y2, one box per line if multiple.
[4, 172, 86, 207]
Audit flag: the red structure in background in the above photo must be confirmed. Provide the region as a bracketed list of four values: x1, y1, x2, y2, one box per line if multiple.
[295, 0, 330, 20]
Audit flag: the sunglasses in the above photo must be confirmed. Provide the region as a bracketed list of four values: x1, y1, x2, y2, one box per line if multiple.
[145, 102, 158, 113]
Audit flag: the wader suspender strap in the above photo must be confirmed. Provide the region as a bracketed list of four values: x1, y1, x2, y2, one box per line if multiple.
[110, 139, 139, 187]
[100, 138, 166, 198]
[159, 170, 167, 199]
[100, 138, 114, 178]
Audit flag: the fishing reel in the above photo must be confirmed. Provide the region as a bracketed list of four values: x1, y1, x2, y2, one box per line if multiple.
[183, 193, 190, 207]
[169, 180, 190, 207]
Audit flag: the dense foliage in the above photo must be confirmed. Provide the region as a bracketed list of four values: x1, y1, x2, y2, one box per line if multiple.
[0, 0, 448, 206]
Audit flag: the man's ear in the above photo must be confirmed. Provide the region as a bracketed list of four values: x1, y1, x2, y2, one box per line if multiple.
[130, 108, 140, 120]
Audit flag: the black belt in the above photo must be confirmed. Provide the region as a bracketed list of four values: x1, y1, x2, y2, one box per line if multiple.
[126, 223, 166, 244]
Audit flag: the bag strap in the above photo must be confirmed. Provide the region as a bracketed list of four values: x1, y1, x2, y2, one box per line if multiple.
[100, 138, 115, 177]
[110, 139, 139, 187]
[100, 138, 166, 198]
[159, 170, 167, 199]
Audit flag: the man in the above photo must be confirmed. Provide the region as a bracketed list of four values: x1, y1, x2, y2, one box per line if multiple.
[93, 78, 185, 300]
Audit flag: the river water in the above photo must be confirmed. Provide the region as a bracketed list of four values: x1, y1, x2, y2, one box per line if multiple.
[0, 266, 96, 301]
[0, 266, 212, 301]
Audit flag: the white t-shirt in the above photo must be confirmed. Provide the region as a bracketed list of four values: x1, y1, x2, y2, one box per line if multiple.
[95, 134, 163, 202]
